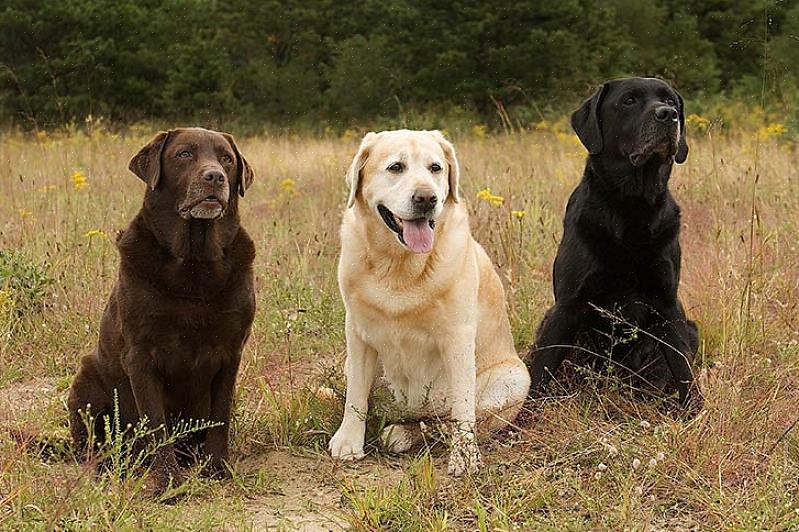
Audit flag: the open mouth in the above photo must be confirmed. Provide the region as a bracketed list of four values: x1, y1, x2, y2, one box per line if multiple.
[377, 204, 436, 254]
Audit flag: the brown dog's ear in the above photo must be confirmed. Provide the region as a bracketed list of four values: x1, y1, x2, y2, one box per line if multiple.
[428, 130, 460, 203]
[222, 133, 254, 197]
[129, 131, 170, 190]
[346, 132, 378, 208]
[571, 83, 608, 155]
[674, 90, 689, 164]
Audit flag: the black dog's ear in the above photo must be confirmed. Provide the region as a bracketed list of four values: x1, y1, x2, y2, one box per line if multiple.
[129, 131, 170, 190]
[222, 133, 255, 197]
[674, 90, 689, 164]
[571, 83, 608, 155]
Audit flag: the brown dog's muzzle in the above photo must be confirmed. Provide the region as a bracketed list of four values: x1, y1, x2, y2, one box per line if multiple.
[179, 168, 231, 220]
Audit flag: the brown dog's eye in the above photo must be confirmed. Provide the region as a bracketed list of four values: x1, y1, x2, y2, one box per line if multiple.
[387, 162, 404, 173]
[178, 150, 192, 158]
[430, 163, 442, 173]
[221, 154, 233, 164]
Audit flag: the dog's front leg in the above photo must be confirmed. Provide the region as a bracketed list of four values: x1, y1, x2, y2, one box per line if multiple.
[444, 337, 481, 476]
[329, 321, 378, 461]
[203, 358, 241, 478]
[126, 357, 183, 495]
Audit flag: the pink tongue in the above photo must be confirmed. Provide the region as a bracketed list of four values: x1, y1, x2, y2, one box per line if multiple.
[402, 219, 434, 253]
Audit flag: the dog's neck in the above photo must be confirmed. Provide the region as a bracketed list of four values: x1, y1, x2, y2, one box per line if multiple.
[586, 155, 674, 206]
[142, 208, 240, 263]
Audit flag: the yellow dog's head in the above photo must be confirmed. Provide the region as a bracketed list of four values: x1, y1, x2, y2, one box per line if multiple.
[345, 129, 460, 254]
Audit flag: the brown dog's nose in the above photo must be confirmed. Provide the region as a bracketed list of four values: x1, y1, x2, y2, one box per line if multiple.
[203, 169, 226, 184]
[412, 190, 438, 211]
[655, 106, 678, 123]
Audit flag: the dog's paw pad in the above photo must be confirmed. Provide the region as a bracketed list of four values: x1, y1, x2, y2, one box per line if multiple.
[329, 427, 366, 461]
[447, 423, 481, 476]
[380, 423, 421, 453]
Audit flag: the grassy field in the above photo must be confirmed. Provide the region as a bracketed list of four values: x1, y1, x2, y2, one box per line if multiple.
[0, 124, 797, 530]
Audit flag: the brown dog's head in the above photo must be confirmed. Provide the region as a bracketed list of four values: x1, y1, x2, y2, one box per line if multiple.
[129, 127, 254, 221]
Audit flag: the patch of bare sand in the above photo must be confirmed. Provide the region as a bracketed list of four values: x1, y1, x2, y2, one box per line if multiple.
[241, 450, 406, 531]
[0, 377, 62, 427]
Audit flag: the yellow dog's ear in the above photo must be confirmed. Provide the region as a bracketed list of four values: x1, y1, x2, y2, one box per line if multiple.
[346, 132, 378, 208]
[428, 130, 460, 203]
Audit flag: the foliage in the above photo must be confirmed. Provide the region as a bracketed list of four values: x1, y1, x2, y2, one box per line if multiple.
[0, 0, 797, 130]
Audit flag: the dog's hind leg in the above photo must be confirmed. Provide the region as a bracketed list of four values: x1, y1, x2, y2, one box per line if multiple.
[476, 357, 531, 433]
[528, 304, 586, 397]
[68, 354, 114, 457]
[380, 358, 530, 453]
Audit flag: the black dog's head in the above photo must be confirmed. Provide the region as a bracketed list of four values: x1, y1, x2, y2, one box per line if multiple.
[571, 77, 688, 168]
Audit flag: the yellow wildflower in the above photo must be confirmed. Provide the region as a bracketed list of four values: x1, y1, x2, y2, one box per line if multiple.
[279, 178, 297, 195]
[18, 208, 32, 218]
[341, 129, 357, 142]
[35, 130, 48, 140]
[476, 187, 504, 207]
[512, 210, 527, 220]
[534, 120, 550, 131]
[84, 229, 106, 239]
[685, 114, 710, 133]
[472, 124, 488, 138]
[758, 123, 787, 140]
[71, 170, 88, 191]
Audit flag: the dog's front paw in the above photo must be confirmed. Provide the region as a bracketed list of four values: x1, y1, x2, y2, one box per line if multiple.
[447, 423, 481, 477]
[380, 423, 421, 454]
[329, 424, 366, 461]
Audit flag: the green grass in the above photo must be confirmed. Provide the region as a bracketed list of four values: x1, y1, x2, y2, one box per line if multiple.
[0, 125, 797, 529]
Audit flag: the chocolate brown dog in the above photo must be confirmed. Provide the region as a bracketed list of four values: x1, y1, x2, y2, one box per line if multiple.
[528, 78, 701, 411]
[68, 127, 255, 493]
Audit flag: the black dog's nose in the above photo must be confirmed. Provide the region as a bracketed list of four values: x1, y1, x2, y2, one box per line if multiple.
[203, 169, 226, 184]
[655, 106, 678, 123]
[412, 190, 438, 210]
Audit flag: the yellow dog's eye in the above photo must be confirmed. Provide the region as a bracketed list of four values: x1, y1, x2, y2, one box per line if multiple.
[430, 163, 442, 173]
[178, 150, 192, 158]
[387, 162, 404, 173]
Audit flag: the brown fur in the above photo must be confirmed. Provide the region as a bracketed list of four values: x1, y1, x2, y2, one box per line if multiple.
[67, 128, 256, 494]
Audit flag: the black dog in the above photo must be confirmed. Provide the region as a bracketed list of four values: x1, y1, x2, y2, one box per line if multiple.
[528, 77, 701, 409]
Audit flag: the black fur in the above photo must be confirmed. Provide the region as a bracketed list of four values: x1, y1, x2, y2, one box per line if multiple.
[528, 77, 701, 411]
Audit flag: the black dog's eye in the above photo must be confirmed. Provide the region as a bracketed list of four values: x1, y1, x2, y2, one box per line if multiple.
[178, 150, 192, 158]
[220, 154, 233, 164]
[430, 163, 442, 173]
[623, 95, 636, 106]
[387, 162, 404, 173]
[665, 98, 677, 107]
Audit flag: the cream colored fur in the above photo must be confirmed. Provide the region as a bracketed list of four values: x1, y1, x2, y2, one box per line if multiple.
[328, 130, 530, 476]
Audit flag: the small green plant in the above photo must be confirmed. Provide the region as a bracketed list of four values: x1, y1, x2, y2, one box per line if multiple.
[78, 389, 223, 497]
[0, 250, 53, 317]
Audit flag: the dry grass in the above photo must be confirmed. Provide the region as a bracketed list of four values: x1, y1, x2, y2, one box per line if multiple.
[0, 126, 797, 530]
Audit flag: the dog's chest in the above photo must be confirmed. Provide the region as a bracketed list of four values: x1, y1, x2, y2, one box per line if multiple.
[354, 312, 450, 413]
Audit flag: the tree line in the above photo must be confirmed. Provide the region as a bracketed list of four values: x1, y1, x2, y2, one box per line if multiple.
[0, 0, 796, 131]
